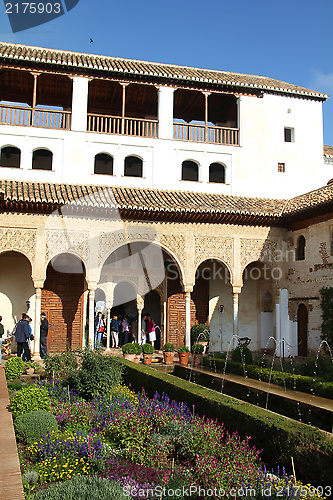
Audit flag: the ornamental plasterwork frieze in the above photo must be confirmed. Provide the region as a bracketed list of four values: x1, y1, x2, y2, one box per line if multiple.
[194, 236, 233, 270]
[45, 229, 90, 264]
[0, 227, 37, 263]
[240, 238, 278, 270]
[159, 234, 186, 266]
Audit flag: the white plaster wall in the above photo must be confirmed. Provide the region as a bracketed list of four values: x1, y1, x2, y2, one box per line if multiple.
[0, 91, 330, 199]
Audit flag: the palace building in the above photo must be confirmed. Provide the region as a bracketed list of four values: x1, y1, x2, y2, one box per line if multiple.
[0, 41, 332, 358]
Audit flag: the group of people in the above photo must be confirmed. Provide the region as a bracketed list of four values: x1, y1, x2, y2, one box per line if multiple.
[0, 311, 49, 363]
[94, 311, 157, 349]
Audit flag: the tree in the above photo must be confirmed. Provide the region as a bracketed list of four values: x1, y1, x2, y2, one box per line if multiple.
[320, 287, 333, 345]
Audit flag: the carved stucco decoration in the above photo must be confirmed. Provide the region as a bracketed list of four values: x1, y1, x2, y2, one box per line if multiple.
[159, 234, 186, 266]
[194, 236, 233, 271]
[45, 229, 90, 265]
[0, 227, 37, 263]
[241, 238, 278, 270]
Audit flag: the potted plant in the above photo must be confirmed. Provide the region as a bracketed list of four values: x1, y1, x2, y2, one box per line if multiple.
[122, 343, 137, 362]
[191, 343, 204, 366]
[132, 342, 143, 363]
[142, 343, 154, 365]
[191, 324, 210, 353]
[162, 342, 175, 364]
[177, 345, 190, 366]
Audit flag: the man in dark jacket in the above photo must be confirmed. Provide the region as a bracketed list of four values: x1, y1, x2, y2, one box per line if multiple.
[15, 313, 31, 361]
[40, 312, 49, 359]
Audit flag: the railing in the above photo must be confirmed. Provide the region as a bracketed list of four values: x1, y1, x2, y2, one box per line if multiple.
[0, 104, 71, 130]
[173, 122, 239, 145]
[87, 113, 158, 138]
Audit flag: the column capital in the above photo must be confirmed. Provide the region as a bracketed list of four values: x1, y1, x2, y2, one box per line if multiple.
[33, 280, 45, 290]
[232, 285, 242, 295]
[87, 282, 98, 291]
[183, 284, 194, 294]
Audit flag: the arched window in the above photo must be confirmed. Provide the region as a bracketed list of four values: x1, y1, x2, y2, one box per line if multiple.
[0, 146, 21, 168]
[296, 235, 306, 261]
[181, 160, 198, 181]
[124, 156, 143, 177]
[209, 162, 225, 183]
[32, 149, 53, 170]
[94, 153, 113, 175]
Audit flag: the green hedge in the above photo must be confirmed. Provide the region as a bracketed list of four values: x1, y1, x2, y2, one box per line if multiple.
[15, 410, 58, 444]
[120, 359, 333, 487]
[203, 356, 333, 399]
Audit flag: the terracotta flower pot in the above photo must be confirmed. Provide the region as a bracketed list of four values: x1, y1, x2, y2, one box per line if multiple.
[193, 353, 202, 366]
[133, 354, 141, 364]
[163, 352, 175, 364]
[123, 353, 136, 362]
[178, 352, 190, 366]
[26, 367, 34, 376]
[143, 353, 153, 365]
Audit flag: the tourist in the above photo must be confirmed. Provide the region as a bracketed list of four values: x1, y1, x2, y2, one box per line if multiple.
[141, 313, 147, 345]
[121, 316, 130, 346]
[146, 314, 156, 349]
[23, 316, 33, 361]
[110, 315, 119, 348]
[15, 313, 31, 361]
[0, 316, 4, 365]
[40, 312, 49, 359]
[94, 312, 105, 348]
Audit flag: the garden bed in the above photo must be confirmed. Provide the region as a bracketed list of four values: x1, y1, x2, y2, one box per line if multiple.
[5, 351, 333, 499]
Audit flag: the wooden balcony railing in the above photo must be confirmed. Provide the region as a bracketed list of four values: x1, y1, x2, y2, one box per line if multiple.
[173, 122, 239, 145]
[0, 104, 71, 130]
[87, 113, 158, 138]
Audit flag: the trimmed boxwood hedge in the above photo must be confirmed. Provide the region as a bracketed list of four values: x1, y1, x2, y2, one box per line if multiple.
[203, 356, 333, 399]
[120, 359, 333, 487]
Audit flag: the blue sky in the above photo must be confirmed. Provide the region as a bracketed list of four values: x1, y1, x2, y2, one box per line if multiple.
[1, 0, 333, 145]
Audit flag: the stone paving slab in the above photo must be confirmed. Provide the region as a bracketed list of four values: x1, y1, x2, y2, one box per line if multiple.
[0, 367, 25, 500]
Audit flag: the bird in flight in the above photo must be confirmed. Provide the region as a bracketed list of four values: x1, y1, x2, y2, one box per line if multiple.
[90, 38, 94, 43]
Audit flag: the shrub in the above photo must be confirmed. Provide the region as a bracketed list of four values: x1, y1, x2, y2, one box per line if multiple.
[43, 350, 78, 382]
[191, 324, 210, 343]
[231, 345, 253, 365]
[142, 343, 154, 354]
[132, 342, 142, 355]
[14, 410, 58, 444]
[77, 348, 124, 400]
[5, 356, 25, 380]
[163, 343, 175, 352]
[32, 472, 128, 498]
[177, 345, 189, 353]
[11, 384, 51, 417]
[122, 343, 136, 354]
[191, 343, 204, 354]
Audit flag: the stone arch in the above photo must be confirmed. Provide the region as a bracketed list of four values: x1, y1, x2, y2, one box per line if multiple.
[42, 252, 87, 352]
[45, 250, 87, 278]
[0, 250, 35, 333]
[193, 256, 233, 286]
[98, 239, 185, 288]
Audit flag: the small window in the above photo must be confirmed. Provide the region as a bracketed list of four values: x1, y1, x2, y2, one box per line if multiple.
[296, 235, 306, 261]
[0, 146, 21, 168]
[284, 127, 294, 143]
[94, 153, 113, 175]
[124, 156, 143, 177]
[181, 160, 198, 181]
[32, 149, 53, 170]
[278, 162, 285, 173]
[209, 163, 225, 183]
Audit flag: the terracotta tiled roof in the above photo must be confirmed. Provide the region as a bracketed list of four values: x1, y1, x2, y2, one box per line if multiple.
[0, 41, 327, 100]
[0, 179, 286, 221]
[1, 179, 333, 224]
[324, 145, 333, 157]
[283, 183, 333, 217]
